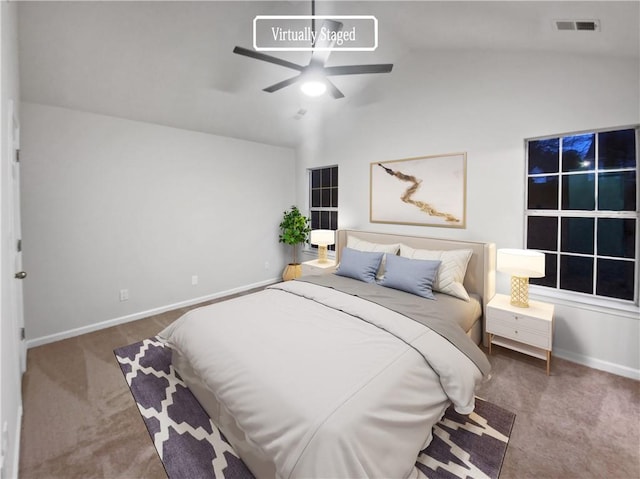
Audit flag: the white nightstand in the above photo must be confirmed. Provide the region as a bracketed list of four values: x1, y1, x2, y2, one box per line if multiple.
[302, 259, 336, 276]
[486, 293, 555, 375]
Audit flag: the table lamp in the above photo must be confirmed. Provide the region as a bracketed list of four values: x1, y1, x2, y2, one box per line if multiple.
[310, 230, 335, 264]
[497, 248, 546, 307]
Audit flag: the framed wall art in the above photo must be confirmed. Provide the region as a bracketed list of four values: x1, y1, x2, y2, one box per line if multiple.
[370, 152, 466, 228]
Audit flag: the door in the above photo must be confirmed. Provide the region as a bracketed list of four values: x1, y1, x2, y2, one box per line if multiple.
[8, 100, 25, 373]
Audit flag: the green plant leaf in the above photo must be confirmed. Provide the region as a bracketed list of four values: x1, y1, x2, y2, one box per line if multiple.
[278, 205, 311, 263]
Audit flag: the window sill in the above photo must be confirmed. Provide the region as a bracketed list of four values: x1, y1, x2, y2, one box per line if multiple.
[529, 285, 639, 320]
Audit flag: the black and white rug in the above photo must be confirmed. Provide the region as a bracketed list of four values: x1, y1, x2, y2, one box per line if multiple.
[115, 337, 514, 479]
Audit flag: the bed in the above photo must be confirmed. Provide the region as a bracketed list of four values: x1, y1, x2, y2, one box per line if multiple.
[159, 230, 496, 479]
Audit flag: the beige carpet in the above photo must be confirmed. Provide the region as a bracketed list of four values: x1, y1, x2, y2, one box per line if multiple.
[19, 294, 640, 479]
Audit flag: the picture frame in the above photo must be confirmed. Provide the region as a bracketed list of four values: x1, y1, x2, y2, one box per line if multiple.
[370, 152, 466, 228]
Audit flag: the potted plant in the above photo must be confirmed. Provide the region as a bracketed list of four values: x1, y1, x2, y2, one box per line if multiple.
[279, 205, 311, 280]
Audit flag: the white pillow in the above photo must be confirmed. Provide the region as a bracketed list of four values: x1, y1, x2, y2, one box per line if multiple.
[346, 236, 400, 278]
[399, 244, 473, 301]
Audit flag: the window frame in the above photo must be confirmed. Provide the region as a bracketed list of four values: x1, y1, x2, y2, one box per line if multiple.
[307, 165, 339, 255]
[524, 125, 639, 314]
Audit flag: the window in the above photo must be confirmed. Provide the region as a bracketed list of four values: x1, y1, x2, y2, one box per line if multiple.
[525, 127, 638, 304]
[309, 165, 338, 252]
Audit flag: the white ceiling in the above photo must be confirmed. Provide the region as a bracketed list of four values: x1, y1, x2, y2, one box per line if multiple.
[17, 1, 640, 148]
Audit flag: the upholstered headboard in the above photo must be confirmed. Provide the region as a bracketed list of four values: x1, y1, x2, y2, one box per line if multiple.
[336, 229, 496, 344]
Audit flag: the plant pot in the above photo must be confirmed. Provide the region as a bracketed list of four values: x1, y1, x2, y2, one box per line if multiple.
[282, 263, 302, 281]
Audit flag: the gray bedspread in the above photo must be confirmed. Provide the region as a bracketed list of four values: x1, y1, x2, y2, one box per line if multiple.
[296, 274, 491, 377]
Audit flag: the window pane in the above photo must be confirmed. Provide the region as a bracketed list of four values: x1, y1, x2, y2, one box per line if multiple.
[527, 216, 558, 251]
[321, 189, 331, 207]
[562, 133, 595, 172]
[331, 166, 338, 187]
[599, 129, 637, 169]
[560, 255, 593, 294]
[528, 176, 558, 209]
[320, 211, 330, 229]
[530, 253, 557, 288]
[529, 138, 559, 174]
[331, 187, 338, 208]
[311, 189, 321, 207]
[598, 171, 636, 211]
[562, 173, 595, 210]
[310, 211, 319, 230]
[561, 217, 594, 254]
[596, 259, 635, 300]
[311, 169, 321, 188]
[598, 218, 636, 258]
[321, 168, 331, 187]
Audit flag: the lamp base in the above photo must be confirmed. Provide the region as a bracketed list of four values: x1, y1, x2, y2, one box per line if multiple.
[318, 245, 328, 263]
[510, 276, 530, 308]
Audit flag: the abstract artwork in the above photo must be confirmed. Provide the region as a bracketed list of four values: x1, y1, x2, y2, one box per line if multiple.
[370, 153, 466, 228]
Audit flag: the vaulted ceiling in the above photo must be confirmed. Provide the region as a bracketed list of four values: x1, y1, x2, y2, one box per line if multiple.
[17, 1, 639, 148]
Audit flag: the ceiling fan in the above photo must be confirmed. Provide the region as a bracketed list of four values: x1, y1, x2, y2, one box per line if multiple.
[232, 1, 393, 99]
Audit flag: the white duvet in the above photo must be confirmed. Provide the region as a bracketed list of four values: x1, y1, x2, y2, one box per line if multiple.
[159, 279, 489, 479]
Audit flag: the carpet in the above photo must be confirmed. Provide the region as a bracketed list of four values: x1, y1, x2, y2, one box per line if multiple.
[115, 337, 515, 479]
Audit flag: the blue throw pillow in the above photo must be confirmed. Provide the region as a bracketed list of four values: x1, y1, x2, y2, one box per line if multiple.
[336, 247, 384, 283]
[379, 253, 441, 299]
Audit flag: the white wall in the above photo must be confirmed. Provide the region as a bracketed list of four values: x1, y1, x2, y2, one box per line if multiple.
[297, 49, 640, 378]
[1, 2, 22, 477]
[21, 103, 295, 343]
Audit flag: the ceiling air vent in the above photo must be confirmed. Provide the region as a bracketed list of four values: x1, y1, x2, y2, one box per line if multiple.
[554, 19, 600, 31]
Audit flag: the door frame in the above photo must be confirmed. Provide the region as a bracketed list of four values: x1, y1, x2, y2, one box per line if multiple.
[7, 98, 25, 373]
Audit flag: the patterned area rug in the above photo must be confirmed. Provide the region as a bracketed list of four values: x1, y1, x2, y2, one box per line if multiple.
[115, 337, 515, 479]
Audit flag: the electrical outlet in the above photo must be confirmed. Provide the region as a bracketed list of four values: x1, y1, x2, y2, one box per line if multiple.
[119, 289, 129, 301]
[191, 275, 198, 286]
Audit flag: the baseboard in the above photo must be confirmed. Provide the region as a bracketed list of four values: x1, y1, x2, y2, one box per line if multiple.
[26, 278, 280, 349]
[554, 347, 640, 380]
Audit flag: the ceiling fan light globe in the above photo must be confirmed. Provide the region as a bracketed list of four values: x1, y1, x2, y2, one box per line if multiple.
[300, 80, 327, 97]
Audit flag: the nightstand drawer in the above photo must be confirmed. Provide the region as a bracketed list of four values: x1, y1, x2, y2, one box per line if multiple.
[487, 307, 550, 334]
[486, 294, 555, 374]
[487, 318, 551, 350]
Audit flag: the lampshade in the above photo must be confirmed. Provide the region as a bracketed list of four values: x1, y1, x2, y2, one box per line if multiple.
[310, 229, 335, 246]
[497, 249, 545, 278]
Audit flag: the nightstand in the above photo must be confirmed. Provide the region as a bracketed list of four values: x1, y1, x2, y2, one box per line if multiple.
[301, 259, 336, 276]
[486, 293, 555, 375]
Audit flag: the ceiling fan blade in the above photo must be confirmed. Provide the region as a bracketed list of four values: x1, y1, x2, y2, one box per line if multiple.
[263, 75, 301, 93]
[233, 46, 304, 72]
[324, 64, 394, 76]
[310, 19, 343, 67]
[325, 79, 345, 99]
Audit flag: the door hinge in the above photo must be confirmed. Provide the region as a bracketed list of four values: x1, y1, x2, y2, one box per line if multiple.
[20, 328, 25, 341]
[17, 239, 22, 253]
